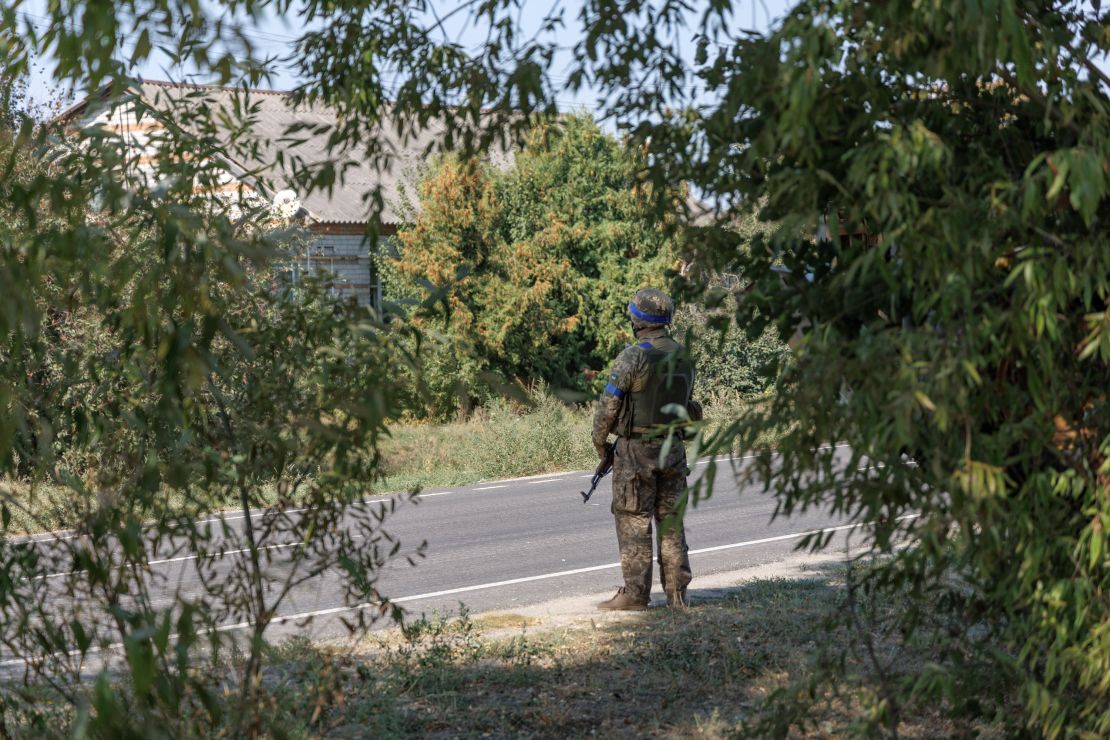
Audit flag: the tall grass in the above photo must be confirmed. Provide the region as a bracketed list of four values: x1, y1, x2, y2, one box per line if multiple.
[378, 391, 596, 492]
[376, 387, 775, 494]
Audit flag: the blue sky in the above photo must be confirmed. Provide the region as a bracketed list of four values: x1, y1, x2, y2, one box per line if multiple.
[20, 0, 796, 114]
[19, 0, 1105, 123]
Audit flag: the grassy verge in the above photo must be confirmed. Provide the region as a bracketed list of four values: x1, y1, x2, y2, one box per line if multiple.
[377, 389, 778, 494]
[3, 571, 1015, 736]
[248, 572, 1008, 738]
[377, 393, 597, 492]
[0, 479, 285, 535]
[0, 391, 775, 534]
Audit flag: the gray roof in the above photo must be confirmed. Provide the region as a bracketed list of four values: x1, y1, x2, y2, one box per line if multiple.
[64, 81, 712, 229]
[122, 81, 512, 225]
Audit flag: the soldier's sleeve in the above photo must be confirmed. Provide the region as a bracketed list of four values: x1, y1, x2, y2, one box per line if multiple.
[592, 347, 640, 455]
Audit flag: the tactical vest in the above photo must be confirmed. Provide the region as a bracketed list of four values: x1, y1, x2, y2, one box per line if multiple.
[618, 336, 694, 438]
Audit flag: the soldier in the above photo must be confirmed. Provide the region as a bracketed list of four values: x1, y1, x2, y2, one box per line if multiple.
[593, 287, 694, 610]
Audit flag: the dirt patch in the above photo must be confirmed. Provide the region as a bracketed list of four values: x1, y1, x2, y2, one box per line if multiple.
[464, 549, 853, 640]
[470, 613, 544, 631]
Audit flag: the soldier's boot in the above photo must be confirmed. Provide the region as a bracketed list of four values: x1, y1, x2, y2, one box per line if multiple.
[665, 588, 689, 608]
[597, 587, 649, 611]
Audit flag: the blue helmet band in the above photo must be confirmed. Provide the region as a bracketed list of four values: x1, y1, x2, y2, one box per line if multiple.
[628, 302, 671, 325]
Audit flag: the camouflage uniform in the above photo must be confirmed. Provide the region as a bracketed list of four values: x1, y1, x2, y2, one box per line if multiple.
[593, 289, 694, 608]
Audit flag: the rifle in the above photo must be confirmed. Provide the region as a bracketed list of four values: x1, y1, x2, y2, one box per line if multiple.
[580, 441, 616, 503]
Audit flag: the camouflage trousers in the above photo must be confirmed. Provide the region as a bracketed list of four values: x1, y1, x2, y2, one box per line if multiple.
[610, 436, 692, 601]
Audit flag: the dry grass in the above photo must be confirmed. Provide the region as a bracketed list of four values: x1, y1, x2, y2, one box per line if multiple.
[470, 613, 544, 631]
[376, 394, 597, 493]
[3, 574, 1012, 736]
[255, 574, 1007, 738]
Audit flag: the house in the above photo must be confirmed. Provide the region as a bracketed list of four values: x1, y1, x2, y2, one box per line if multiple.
[58, 80, 513, 307]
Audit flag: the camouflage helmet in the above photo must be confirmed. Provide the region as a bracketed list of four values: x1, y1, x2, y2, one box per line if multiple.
[628, 287, 674, 329]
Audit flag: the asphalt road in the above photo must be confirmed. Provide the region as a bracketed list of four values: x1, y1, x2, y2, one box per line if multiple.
[4, 444, 866, 666]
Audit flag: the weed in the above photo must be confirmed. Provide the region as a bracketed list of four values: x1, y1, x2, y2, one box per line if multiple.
[244, 575, 1010, 737]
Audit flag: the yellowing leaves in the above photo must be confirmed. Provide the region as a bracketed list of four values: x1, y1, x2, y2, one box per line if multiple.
[913, 390, 937, 412]
[953, 460, 1008, 500]
[393, 115, 681, 411]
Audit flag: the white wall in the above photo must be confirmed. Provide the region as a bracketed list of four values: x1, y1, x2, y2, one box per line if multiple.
[300, 232, 380, 307]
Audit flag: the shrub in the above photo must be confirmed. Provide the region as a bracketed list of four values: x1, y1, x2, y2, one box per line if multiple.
[673, 289, 788, 400]
[393, 115, 684, 419]
[0, 82, 422, 736]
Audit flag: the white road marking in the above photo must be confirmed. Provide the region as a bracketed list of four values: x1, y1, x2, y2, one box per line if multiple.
[20, 443, 862, 580]
[240, 517, 918, 612]
[32, 540, 311, 580]
[27, 532, 78, 542]
[695, 454, 747, 466]
[0, 512, 915, 668]
[12, 444, 854, 544]
[266, 513, 921, 618]
[415, 476, 562, 499]
[241, 515, 916, 617]
[195, 504, 314, 527]
[688, 514, 917, 555]
[147, 541, 303, 567]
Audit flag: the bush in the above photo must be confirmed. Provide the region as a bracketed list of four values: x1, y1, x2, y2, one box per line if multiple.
[643, 3, 1110, 736]
[0, 83, 422, 736]
[393, 115, 684, 419]
[673, 287, 788, 400]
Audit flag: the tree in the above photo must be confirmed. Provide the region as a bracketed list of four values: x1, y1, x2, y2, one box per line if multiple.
[395, 115, 683, 418]
[642, 4, 1108, 736]
[0, 78, 422, 735]
[673, 209, 788, 402]
[673, 292, 787, 402]
[5, 0, 1110, 735]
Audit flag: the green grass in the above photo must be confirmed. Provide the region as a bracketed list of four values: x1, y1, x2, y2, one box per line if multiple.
[376, 390, 780, 495]
[376, 393, 597, 492]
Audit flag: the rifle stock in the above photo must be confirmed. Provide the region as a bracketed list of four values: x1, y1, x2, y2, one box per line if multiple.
[580, 441, 616, 503]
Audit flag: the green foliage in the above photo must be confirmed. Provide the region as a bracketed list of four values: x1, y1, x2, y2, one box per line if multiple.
[0, 73, 23, 131]
[394, 115, 683, 418]
[0, 79, 422, 735]
[611, 3, 1110, 736]
[672, 209, 789, 401]
[673, 284, 788, 400]
[7, 0, 1110, 735]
